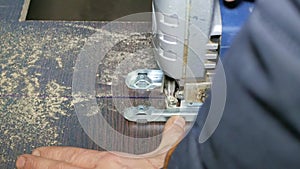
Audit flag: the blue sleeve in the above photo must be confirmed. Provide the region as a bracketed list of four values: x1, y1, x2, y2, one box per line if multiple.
[167, 0, 300, 168]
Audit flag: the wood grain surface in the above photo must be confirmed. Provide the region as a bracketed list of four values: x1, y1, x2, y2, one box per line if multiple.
[0, 21, 165, 169]
[0, 0, 169, 168]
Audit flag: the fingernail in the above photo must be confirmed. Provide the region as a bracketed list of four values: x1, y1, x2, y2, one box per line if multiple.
[16, 156, 26, 168]
[174, 118, 185, 128]
[32, 150, 41, 156]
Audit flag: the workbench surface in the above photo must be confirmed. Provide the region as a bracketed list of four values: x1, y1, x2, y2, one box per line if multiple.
[0, 1, 164, 168]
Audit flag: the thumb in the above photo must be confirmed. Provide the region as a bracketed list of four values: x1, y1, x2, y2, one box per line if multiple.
[152, 116, 186, 155]
[121, 116, 186, 158]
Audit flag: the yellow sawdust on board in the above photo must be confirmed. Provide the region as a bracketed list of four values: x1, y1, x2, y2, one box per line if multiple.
[0, 24, 86, 164]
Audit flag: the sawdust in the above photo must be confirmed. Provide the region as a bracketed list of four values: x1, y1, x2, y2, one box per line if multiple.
[97, 33, 157, 87]
[55, 57, 63, 68]
[0, 23, 87, 165]
[72, 92, 94, 105]
[65, 23, 104, 32]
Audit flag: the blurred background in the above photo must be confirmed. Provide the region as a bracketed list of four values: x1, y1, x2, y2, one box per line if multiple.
[26, 0, 152, 21]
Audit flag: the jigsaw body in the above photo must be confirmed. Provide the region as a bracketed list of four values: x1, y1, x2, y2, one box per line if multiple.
[124, 0, 254, 122]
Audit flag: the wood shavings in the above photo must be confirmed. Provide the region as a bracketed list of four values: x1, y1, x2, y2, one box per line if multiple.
[97, 33, 157, 86]
[0, 23, 87, 165]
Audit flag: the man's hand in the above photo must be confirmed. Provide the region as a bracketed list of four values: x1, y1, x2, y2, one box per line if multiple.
[16, 116, 185, 169]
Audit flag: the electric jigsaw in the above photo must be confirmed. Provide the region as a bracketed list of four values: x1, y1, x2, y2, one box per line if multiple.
[122, 0, 254, 122]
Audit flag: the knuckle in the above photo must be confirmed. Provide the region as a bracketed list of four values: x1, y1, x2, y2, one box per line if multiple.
[24, 157, 39, 169]
[63, 148, 85, 162]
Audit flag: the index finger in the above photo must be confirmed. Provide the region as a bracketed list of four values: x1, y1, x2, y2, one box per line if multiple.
[16, 154, 89, 169]
[32, 146, 109, 168]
